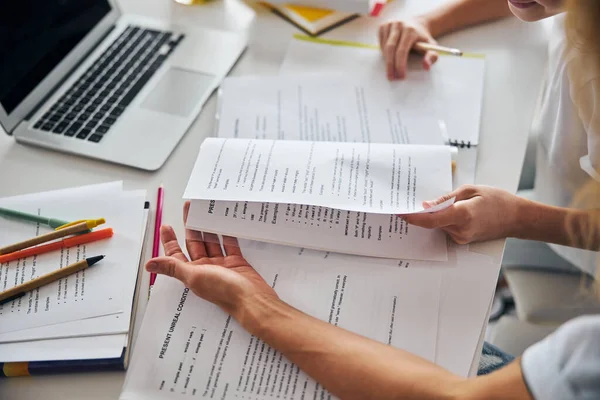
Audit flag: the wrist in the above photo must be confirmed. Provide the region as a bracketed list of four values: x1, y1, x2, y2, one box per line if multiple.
[508, 198, 576, 246]
[231, 292, 290, 337]
[507, 196, 534, 239]
[417, 14, 441, 38]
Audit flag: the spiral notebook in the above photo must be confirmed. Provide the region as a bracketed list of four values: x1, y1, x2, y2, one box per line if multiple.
[280, 37, 486, 148]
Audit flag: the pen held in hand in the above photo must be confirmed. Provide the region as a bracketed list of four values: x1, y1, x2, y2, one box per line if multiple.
[0, 255, 105, 306]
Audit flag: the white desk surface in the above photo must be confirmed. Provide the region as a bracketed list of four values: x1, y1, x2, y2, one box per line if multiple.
[0, 0, 549, 398]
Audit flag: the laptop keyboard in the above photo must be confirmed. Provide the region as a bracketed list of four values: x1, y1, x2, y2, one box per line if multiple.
[33, 26, 184, 143]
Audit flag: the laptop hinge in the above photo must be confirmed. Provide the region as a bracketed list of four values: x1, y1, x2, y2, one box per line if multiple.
[24, 25, 116, 123]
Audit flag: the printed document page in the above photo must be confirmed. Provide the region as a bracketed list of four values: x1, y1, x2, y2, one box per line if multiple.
[217, 75, 446, 145]
[0, 189, 148, 344]
[0, 184, 145, 334]
[279, 39, 485, 144]
[121, 240, 441, 400]
[184, 138, 452, 215]
[186, 199, 449, 261]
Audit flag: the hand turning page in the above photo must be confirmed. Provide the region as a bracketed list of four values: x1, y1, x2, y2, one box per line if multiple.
[183, 139, 453, 261]
[184, 138, 452, 215]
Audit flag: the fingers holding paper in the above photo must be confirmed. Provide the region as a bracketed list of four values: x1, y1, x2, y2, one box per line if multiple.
[183, 200, 208, 260]
[161, 225, 188, 262]
[400, 185, 523, 244]
[378, 18, 439, 80]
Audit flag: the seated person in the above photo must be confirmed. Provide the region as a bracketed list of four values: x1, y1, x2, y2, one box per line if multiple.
[379, 0, 600, 277]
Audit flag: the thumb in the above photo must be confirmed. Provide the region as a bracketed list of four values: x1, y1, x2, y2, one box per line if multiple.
[423, 185, 479, 208]
[423, 193, 454, 209]
[146, 256, 192, 285]
[422, 50, 438, 70]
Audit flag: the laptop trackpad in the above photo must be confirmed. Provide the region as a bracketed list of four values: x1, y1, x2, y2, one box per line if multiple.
[141, 67, 215, 117]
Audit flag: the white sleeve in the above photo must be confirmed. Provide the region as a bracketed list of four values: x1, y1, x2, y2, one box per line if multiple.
[521, 315, 600, 400]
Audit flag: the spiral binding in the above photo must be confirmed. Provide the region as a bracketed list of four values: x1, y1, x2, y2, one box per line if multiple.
[448, 139, 472, 149]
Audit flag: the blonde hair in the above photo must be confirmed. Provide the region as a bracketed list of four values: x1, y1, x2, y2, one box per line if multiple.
[565, 0, 600, 296]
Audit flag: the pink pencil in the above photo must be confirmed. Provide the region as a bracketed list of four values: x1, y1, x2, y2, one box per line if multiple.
[149, 185, 164, 290]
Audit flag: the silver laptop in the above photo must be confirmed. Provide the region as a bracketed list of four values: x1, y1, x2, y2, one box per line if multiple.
[0, 0, 246, 170]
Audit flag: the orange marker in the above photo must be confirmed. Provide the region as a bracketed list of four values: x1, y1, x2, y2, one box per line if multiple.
[0, 228, 113, 264]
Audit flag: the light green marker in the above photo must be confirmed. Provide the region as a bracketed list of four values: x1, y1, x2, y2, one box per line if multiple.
[0, 207, 71, 230]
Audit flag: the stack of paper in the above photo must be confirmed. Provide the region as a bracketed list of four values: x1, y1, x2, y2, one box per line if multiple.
[121, 243, 500, 399]
[0, 182, 148, 374]
[121, 38, 496, 399]
[122, 240, 443, 399]
[277, 39, 485, 188]
[183, 138, 454, 261]
[275, 39, 496, 376]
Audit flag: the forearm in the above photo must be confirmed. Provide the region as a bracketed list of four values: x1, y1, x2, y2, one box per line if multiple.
[512, 199, 600, 250]
[234, 295, 532, 400]
[420, 0, 513, 38]
[235, 294, 463, 400]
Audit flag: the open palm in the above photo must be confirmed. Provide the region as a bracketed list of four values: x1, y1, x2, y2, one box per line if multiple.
[146, 202, 278, 314]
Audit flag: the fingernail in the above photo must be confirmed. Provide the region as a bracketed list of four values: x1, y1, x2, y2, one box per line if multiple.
[146, 261, 159, 273]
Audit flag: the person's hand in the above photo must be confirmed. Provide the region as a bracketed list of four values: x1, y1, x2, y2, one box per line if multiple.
[145, 202, 278, 315]
[400, 185, 525, 244]
[378, 18, 438, 81]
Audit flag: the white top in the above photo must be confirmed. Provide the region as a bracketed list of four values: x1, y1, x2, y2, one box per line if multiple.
[521, 315, 600, 399]
[531, 14, 600, 275]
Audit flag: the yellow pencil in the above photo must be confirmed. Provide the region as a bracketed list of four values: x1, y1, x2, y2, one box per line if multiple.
[0, 256, 104, 305]
[0, 218, 105, 255]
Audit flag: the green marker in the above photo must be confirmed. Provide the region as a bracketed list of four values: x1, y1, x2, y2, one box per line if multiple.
[0, 207, 71, 230]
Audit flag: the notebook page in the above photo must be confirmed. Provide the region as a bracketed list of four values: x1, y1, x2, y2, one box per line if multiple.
[216, 75, 446, 145]
[279, 40, 485, 145]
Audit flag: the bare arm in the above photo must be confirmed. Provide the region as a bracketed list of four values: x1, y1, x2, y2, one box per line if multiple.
[236, 294, 532, 400]
[512, 200, 600, 251]
[423, 0, 513, 37]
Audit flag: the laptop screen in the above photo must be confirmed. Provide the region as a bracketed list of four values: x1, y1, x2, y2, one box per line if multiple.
[0, 0, 112, 114]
